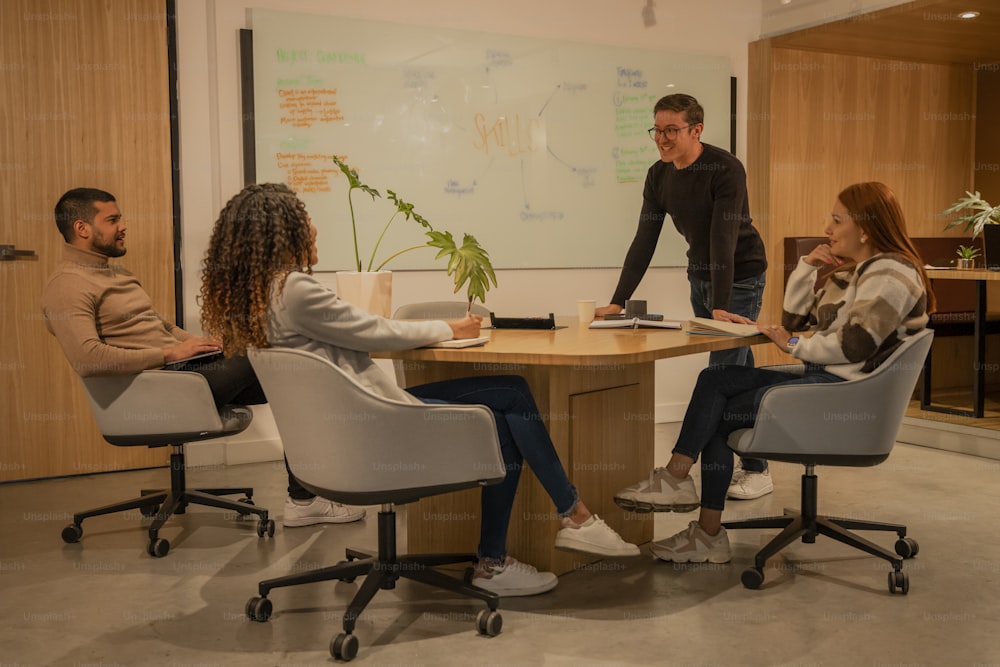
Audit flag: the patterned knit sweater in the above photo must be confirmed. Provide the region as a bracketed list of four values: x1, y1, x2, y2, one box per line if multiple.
[782, 253, 928, 381]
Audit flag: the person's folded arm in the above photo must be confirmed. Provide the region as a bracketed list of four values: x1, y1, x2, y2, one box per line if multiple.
[781, 257, 822, 332]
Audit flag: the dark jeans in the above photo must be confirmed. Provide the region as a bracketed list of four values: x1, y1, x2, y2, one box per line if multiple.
[689, 271, 769, 472]
[167, 354, 313, 500]
[408, 375, 579, 562]
[673, 364, 843, 511]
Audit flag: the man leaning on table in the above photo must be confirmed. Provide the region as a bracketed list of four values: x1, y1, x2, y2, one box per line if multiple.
[594, 93, 773, 500]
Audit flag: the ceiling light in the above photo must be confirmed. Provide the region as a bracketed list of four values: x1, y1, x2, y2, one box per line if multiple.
[958, 11, 980, 19]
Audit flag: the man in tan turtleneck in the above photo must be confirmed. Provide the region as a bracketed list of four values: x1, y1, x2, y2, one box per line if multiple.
[42, 188, 223, 377]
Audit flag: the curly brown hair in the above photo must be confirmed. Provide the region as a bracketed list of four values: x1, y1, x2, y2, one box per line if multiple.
[200, 183, 313, 355]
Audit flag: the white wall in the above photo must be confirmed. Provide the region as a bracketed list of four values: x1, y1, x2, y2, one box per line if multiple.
[175, 0, 765, 462]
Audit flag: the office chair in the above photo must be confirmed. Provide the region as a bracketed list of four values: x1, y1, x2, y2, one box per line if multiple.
[61, 371, 275, 557]
[245, 347, 507, 661]
[392, 300, 490, 320]
[722, 329, 933, 594]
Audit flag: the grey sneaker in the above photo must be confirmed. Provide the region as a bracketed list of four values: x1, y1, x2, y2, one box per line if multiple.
[650, 521, 731, 564]
[613, 468, 700, 513]
[282, 497, 366, 527]
[554, 514, 640, 557]
[727, 467, 774, 500]
[471, 557, 558, 597]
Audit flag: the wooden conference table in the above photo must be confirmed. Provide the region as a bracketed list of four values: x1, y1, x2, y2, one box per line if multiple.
[923, 268, 999, 418]
[377, 317, 765, 575]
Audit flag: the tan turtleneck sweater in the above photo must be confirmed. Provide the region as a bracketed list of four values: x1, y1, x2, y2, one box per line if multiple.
[41, 243, 191, 376]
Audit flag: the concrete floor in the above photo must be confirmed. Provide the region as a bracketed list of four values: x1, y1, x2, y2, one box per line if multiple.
[2, 424, 998, 666]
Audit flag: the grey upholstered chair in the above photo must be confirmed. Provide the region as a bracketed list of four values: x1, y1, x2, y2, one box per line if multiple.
[62, 371, 274, 557]
[245, 346, 506, 661]
[392, 300, 490, 320]
[722, 328, 933, 594]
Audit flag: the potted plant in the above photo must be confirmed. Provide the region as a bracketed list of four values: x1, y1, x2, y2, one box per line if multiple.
[332, 155, 497, 316]
[943, 191, 1000, 238]
[955, 244, 980, 270]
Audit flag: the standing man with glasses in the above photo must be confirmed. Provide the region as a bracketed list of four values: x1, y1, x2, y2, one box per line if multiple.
[596, 93, 774, 508]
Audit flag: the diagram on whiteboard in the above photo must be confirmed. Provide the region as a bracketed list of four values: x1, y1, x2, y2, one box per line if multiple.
[250, 10, 732, 271]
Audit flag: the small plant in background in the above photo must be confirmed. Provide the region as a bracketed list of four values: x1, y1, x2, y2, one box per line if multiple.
[956, 244, 981, 261]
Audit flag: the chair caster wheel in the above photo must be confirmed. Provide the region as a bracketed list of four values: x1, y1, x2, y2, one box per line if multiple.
[888, 570, 909, 594]
[335, 561, 357, 583]
[245, 596, 272, 622]
[895, 537, 919, 558]
[140, 504, 160, 518]
[476, 609, 503, 636]
[257, 519, 275, 538]
[147, 538, 170, 558]
[741, 567, 764, 590]
[331, 632, 359, 661]
[61, 523, 83, 544]
[237, 497, 255, 518]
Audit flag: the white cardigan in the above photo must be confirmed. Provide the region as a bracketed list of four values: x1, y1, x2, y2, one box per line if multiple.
[266, 272, 452, 404]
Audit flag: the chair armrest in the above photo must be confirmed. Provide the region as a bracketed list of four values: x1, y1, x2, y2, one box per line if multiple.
[80, 370, 226, 438]
[294, 398, 505, 496]
[731, 376, 900, 459]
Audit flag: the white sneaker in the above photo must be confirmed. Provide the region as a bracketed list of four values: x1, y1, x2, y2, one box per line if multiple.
[471, 557, 558, 597]
[554, 514, 640, 557]
[613, 468, 700, 513]
[727, 465, 774, 500]
[650, 521, 731, 564]
[282, 497, 366, 527]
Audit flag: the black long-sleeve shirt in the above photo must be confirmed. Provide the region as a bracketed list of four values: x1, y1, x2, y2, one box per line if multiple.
[610, 143, 767, 311]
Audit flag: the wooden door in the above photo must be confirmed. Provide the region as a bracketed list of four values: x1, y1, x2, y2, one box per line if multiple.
[0, 0, 174, 481]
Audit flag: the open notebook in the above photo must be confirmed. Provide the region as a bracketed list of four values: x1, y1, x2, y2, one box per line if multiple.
[422, 336, 491, 348]
[589, 318, 681, 330]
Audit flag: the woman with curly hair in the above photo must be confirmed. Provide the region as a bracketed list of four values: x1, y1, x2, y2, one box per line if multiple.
[201, 182, 639, 597]
[201, 183, 366, 528]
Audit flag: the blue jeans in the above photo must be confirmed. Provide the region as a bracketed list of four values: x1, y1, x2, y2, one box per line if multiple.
[407, 375, 579, 562]
[689, 272, 768, 472]
[673, 364, 843, 511]
[689, 272, 766, 369]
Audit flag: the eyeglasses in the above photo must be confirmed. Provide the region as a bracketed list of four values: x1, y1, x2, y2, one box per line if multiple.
[648, 125, 693, 140]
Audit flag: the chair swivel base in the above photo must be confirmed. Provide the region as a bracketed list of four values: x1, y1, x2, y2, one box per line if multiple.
[61, 449, 275, 557]
[722, 472, 919, 594]
[245, 508, 501, 662]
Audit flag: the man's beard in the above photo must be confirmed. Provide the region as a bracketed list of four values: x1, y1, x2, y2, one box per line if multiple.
[94, 236, 126, 258]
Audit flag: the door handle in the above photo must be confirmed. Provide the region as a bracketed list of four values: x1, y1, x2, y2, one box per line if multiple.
[0, 244, 37, 261]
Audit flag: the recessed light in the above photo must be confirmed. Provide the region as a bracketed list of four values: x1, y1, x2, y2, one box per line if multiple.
[959, 11, 980, 19]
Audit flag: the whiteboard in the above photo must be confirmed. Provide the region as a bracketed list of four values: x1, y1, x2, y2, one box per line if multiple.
[249, 9, 733, 271]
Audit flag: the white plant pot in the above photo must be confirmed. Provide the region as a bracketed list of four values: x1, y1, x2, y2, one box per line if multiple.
[336, 270, 393, 317]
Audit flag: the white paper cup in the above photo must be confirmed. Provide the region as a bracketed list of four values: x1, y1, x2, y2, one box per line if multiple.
[577, 299, 597, 322]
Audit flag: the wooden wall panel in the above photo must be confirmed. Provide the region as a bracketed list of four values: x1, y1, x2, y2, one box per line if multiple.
[749, 44, 976, 367]
[975, 68, 1000, 202]
[0, 0, 173, 481]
